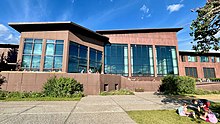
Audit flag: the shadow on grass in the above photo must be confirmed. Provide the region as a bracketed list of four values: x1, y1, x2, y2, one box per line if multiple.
[154, 92, 220, 122]
[153, 92, 196, 105]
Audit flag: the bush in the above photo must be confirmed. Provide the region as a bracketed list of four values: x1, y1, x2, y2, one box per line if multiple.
[159, 75, 196, 95]
[135, 88, 144, 92]
[210, 78, 220, 82]
[100, 89, 134, 95]
[43, 77, 83, 97]
[0, 90, 8, 100]
[0, 75, 7, 89]
[194, 89, 220, 95]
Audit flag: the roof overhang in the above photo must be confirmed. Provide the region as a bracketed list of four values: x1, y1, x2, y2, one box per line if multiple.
[8, 21, 109, 42]
[96, 28, 183, 34]
[179, 50, 220, 56]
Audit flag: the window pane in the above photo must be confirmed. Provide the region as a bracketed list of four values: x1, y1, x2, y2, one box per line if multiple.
[79, 46, 87, 59]
[56, 40, 64, 44]
[156, 46, 178, 76]
[54, 56, 63, 69]
[216, 57, 220, 62]
[33, 43, 42, 55]
[34, 39, 42, 43]
[46, 44, 54, 55]
[24, 39, 33, 43]
[44, 56, 53, 68]
[104, 44, 128, 75]
[211, 56, 215, 63]
[22, 55, 31, 68]
[23, 43, 33, 54]
[47, 39, 55, 43]
[200, 56, 209, 62]
[55, 44, 63, 55]
[31, 56, 41, 68]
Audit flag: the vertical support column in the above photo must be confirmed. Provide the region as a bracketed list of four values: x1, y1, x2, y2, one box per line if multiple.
[87, 47, 90, 72]
[153, 45, 157, 77]
[128, 44, 131, 77]
[17, 36, 24, 63]
[101, 46, 104, 74]
[62, 31, 70, 73]
[40, 39, 46, 71]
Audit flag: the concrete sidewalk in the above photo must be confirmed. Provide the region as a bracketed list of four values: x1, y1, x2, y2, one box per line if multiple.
[0, 92, 179, 124]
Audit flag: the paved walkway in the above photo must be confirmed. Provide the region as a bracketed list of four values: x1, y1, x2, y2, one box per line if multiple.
[0, 92, 180, 124]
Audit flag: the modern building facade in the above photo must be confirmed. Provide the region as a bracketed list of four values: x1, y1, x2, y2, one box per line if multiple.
[9, 22, 183, 79]
[179, 50, 220, 79]
[1, 21, 219, 94]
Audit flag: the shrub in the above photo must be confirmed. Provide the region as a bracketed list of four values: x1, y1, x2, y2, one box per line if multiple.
[0, 90, 8, 100]
[43, 77, 83, 97]
[0, 75, 7, 89]
[135, 88, 144, 92]
[210, 78, 220, 82]
[194, 89, 220, 95]
[159, 75, 196, 95]
[100, 89, 134, 95]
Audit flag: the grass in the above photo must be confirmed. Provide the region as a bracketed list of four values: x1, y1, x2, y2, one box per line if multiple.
[100, 89, 134, 95]
[127, 94, 220, 124]
[0, 97, 81, 101]
[127, 110, 214, 124]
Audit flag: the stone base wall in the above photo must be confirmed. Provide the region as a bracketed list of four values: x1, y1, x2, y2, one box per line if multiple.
[1, 72, 220, 95]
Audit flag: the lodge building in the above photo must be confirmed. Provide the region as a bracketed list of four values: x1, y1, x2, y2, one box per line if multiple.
[0, 21, 219, 94]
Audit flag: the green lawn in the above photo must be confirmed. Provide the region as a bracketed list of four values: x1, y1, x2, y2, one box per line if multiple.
[127, 110, 218, 124]
[0, 97, 81, 101]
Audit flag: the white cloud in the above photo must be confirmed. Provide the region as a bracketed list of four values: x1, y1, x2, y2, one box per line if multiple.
[140, 4, 151, 19]
[167, 4, 184, 13]
[110, 0, 113, 2]
[180, 0, 184, 3]
[140, 4, 149, 13]
[0, 24, 19, 44]
[0, 24, 9, 33]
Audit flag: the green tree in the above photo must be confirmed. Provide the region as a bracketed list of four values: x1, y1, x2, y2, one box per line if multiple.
[190, 0, 220, 52]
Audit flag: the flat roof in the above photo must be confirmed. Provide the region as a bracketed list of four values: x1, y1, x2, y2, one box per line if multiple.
[8, 21, 109, 42]
[0, 44, 19, 48]
[96, 28, 183, 34]
[179, 50, 220, 56]
[179, 50, 220, 54]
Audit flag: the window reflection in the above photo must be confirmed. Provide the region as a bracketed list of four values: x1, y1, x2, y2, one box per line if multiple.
[68, 41, 88, 73]
[104, 44, 128, 76]
[43, 39, 64, 72]
[22, 39, 42, 71]
[156, 46, 178, 76]
[200, 56, 209, 62]
[89, 48, 102, 73]
[131, 45, 154, 76]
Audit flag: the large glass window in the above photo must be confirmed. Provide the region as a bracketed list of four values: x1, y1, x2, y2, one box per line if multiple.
[200, 56, 209, 62]
[185, 67, 198, 78]
[43, 40, 64, 72]
[188, 56, 197, 62]
[211, 56, 215, 63]
[203, 68, 216, 78]
[104, 44, 128, 76]
[68, 41, 88, 73]
[131, 45, 154, 76]
[216, 57, 220, 62]
[89, 48, 102, 73]
[22, 39, 42, 71]
[156, 46, 178, 76]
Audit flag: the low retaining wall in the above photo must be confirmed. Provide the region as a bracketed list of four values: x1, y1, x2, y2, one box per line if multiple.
[196, 82, 220, 91]
[1, 72, 220, 95]
[0, 72, 101, 95]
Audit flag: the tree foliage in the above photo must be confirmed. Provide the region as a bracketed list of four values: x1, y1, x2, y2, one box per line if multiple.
[190, 0, 220, 52]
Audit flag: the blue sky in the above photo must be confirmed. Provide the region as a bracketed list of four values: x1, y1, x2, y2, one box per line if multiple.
[0, 0, 208, 50]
